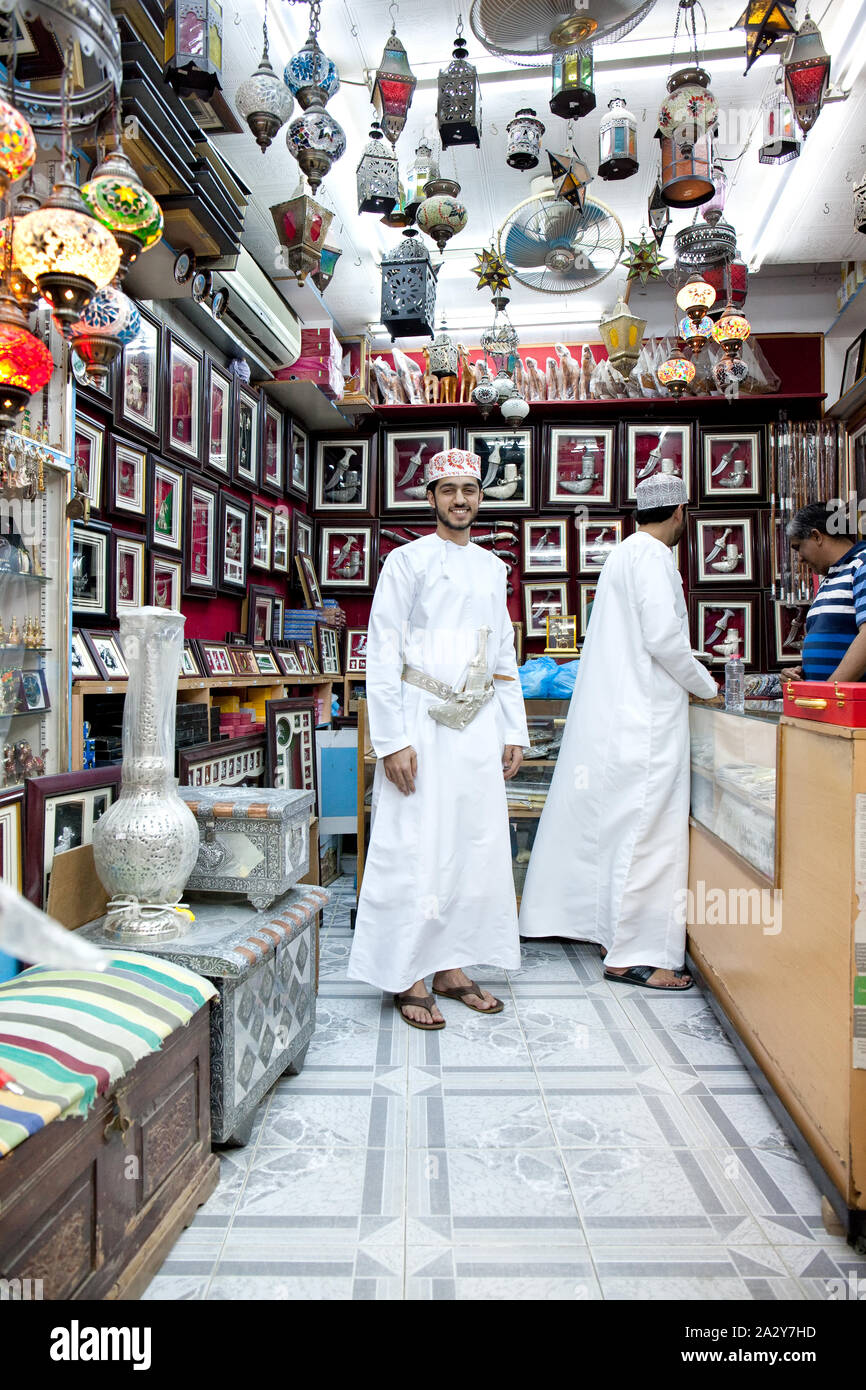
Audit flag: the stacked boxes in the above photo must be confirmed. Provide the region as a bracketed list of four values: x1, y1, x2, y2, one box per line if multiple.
[175, 703, 209, 749]
[218, 707, 265, 738]
[276, 325, 344, 399]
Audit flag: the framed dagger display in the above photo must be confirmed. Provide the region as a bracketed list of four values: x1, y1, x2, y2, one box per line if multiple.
[314, 437, 375, 514]
[689, 512, 758, 586]
[701, 429, 764, 501]
[623, 423, 691, 504]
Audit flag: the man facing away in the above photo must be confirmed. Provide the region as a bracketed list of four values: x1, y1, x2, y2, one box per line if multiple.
[348, 449, 530, 1028]
[780, 500, 866, 684]
[519, 474, 718, 991]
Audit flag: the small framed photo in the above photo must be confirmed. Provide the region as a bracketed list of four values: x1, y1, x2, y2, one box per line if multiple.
[117, 305, 160, 441]
[248, 584, 275, 646]
[204, 356, 232, 479]
[73, 412, 105, 512]
[163, 330, 202, 466]
[148, 456, 184, 553]
[701, 430, 763, 500]
[178, 734, 266, 789]
[151, 553, 182, 611]
[523, 582, 568, 640]
[303, 642, 320, 675]
[292, 509, 314, 559]
[577, 517, 624, 574]
[229, 645, 259, 677]
[83, 628, 128, 681]
[295, 642, 313, 675]
[295, 551, 324, 608]
[523, 518, 568, 576]
[382, 428, 451, 512]
[546, 428, 615, 508]
[197, 640, 234, 678]
[18, 668, 50, 712]
[319, 522, 378, 591]
[691, 512, 757, 586]
[250, 501, 273, 572]
[545, 614, 578, 652]
[114, 530, 146, 612]
[233, 380, 260, 490]
[346, 629, 368, 673]
[579, 582, 597, 637]
[181, 641, 203, 677]
[772, 600, 808, 665]
[275, 648, 304, 676]
[314, 437, 375, 513]
[107, 433, 146, 518]
[184, 477, 218, 596]
[318, 625, 341, 675]
[219, 493, 250, 593]
[261, 400, 284, 497]
[266, 697, 317, 794]
[841, 330, 866, 399]
[512, 620, 524, 665]
[690, 595, 757, 666]
[624, 423, 691, 504]
[272, 596, 285, 646]
[255, 649, 280, 676]
[287, 422, 309, 502]
[72, 521, 112, 617]
[272, 508, 290, 573]
[467, 428, 532, 511]
[24, 768, 122, 907]
[0, 789, 22, 892]
[70, 628, 101, 680]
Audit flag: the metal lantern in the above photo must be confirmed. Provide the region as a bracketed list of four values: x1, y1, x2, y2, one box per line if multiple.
[312, 245, 341, 293]
[712, 304, 751, 357]
[81, 141, 164, 281]
[674, 219, 737, 269]
[437, 25, 481, 149]
[65, 282, 141, 387]
[381, 229, 437, 339]
[357, 122, 399, 214]
[550, 48, 595, 119]
[701, 161, 727, 226]
[783, 17, 831, 138]
[598, 97, 638, 181]
[678, 312, 713, 357]
[599, 296, 646, 373]
[472, 375, 498, 418]
[235, 1, 293, 153]
[855, 173, 866, 236]
[284, 38, 340, 111]
[657, 131, 714, 207]
[648, 179, 671, 247]
[380, 181, 411, 229]
[713, 354, 749, 393]
[676, 274, 716, 322]
[270, 193, 334, 284]
[704, 255, 748, 314]
[406, 139, 439, 214]
[286, 94, 346, 193]
[759, 72, 800, 163]
[733, 1, 797, 74]
[415, 177, 467, 252]
[657, 67, 718, 153]
[372, 20, 417, 146]
[482, 295, 519, 380]
[658, 347, 696, 398]
[506, 108, 545, 171]
[427, 326, 460, 378]
[165, 0, 223, 99]
[500, 390, 530, 426]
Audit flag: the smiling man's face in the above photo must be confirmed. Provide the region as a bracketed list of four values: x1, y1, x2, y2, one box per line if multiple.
[427, 477, 482, 534]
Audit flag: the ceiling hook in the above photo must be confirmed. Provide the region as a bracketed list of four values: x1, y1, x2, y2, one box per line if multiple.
[389, 1, 398, 30]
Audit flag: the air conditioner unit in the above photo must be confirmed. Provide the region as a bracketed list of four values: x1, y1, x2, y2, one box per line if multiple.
[177, 245, 301, 377]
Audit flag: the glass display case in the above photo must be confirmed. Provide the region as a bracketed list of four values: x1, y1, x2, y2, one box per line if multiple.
[689, 704, 780, 881]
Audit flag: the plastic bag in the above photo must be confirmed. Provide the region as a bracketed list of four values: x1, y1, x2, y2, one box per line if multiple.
[546, 660, 579, 698]
[518, 655, 558, 698]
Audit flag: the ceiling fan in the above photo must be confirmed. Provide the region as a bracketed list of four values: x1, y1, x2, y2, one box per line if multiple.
[469, 0, 659, 64]
[497, 185, 625, 294]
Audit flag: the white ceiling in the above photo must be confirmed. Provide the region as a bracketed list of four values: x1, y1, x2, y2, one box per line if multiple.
[208, 0, 866, 347]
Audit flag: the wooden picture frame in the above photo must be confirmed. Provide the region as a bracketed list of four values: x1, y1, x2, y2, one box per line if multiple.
[701, 429, 764, 501]
[287, 421, 309, 502]
[381, 428, 451, 513]
[841, 331, 866, 400]
[107, 433, 147, 519]
[181, 641, 203, 677]
[219, 493, 250, 594]
[291, 509, 314, 559]
[248, 585, 275, 646]
[272, 508, 290, 573]
[70, 627, 101, 680]
[0, 788, 23, 892]
[512, 620, 524, 665]
[73, 411, 105, 512]
[114, 529, 146, 613]
[579, 581, 597, 637]
[71, 520, 112, 618]
[523, 581, 568, 639]
[295, 551, 324, 608]
[250, 500, 273, 572]
[318, 625, 341, 675]
[275, 647, 304, 676]
[314, 436, 375, 514]
[545, 614, 579, 653]
[690, 511, 757, 587]
[261, 400, 285, 497]
[319, 522, 378, 592]
[163, 329, 203, 466]
[624, 423, 692, 504]
[117, 304, 161, 442]
[82, 629, 128, 681]
[577, 517, 624, 575]
[272, 596, 285, 647]
[184, 476, 218, 597]
[545, 427, 615, 508]
[522, 518, 569, 576]
[24, 767, 122, 907]
[466, 428, 533, 511]
[147, 456, 184, 554]
[771, 599, 808, 666]
[232, 380, 260, 490]
[266, 697, 317, 794]
[345, 629, 367, 673]
[196, 639, 234, 678]
[178, 734, 267, 789]
[255, 649, 280, 676]
[690, 594, 759, 666]
[228, 645, 259, 677]
[17, 667, 50, 713]
[151, 553, 182, 611]
[204, 355, 232, 480]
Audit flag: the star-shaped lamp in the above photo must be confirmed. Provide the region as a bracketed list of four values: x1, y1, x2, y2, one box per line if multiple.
[471, 246, 511, 295]
[548, 150, 591, 210]
[622, 232, 666, 285]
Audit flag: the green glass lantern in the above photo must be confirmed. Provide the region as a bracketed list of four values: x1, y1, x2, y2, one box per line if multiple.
[81, 142, 164, 282]
[550, 48, 595, 119]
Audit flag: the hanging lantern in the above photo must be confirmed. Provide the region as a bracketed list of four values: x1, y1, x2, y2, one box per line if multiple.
[0, 96, 36, 197]
[372, 19, 417, 146]
[284, 37, 340, 111]
[81, 141, 164, 281]
[701, 161, 727, 226]
[427, 325, 460, 378]
[1, 186, 41, 316]
[14, 171, 121, 327]
[235, 0, 293, 153]
[548, 149, 592, 210]
[0, 290, 53, 430]
[550, 48, 595, 119]
[380, 181, 411, 229]
[647, 179, 671, 248]
[312, 245, 341, 293]
[658, 347, 696, 398]
[733, 2, 797, 74]
[405, 139, 439, 214]
[713, 354, 749, 393]
[598, 296, 645, 373]
[472, 373, 498, 419]
[674, 219, 737, 270]
[712, 304, 751, 356]
[286, 95, 346, 193]
[491, 367, 516, 401]
[64, 282, 142, 388]
[676, 274, 717, 322]
[783, 17, 831, 138]
[482, 294, 519, 381]
[759, 71, 800, 163]
[437, 24, 481, 149]
[597, 97, 638, 181]
[678, 313, 714, 356]
[381, 229, 437, 340]
[855, 173, 866, 237]
[657, 67, 718, 153]
[415, 176, 467, 252]
[270, 193, 334, 284]
[165, 0, 224, 99]
[501, 390, 530, 426]
[704, 254, 748, 314]
[506, 108, 545, 171]
[657, 131, 714, 207]
[357, 121, 399, 214]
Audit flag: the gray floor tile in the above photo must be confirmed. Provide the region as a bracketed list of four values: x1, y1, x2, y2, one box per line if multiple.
[410, 1092, 555, 1149]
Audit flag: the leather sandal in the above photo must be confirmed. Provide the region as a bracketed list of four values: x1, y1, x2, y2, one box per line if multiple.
[432, 978, 504, 1014]
[394, 991, 445, 1030]
[604, 965, 693, 992]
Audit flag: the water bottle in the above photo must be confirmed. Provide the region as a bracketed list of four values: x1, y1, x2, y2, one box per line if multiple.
[725, 648, 745, 713]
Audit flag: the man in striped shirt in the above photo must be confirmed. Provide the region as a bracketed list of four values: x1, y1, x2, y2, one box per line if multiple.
[782, 501, 866, 683]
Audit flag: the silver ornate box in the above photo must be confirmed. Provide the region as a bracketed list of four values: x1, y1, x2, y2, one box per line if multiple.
[180, 786, 314, 911]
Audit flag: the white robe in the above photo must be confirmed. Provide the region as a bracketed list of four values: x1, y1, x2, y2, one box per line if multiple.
[348, 533, 530, 993]
[519, 531, 717, 969]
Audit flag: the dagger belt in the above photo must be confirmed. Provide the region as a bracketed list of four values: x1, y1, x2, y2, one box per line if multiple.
[401, 666, 495, 730]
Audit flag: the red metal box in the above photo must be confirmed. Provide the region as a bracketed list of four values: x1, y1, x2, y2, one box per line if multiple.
[782, 679, 866, 727]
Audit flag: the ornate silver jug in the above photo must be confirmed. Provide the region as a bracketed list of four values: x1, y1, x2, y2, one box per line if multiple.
[93, 606, 200, 942]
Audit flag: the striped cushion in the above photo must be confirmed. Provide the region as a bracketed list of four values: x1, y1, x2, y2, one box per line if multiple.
[0, 951, 217, 1158]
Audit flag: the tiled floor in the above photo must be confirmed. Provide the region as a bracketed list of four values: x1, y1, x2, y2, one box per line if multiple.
[144, 877, 866, 1301]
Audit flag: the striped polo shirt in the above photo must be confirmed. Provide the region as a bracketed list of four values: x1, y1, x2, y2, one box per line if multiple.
[801, 540, 866, 681]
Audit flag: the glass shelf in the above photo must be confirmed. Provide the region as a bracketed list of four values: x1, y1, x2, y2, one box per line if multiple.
[0, 571, 51, 585]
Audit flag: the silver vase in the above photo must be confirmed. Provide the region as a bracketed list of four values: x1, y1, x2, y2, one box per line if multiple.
[93, 606, 200, 942]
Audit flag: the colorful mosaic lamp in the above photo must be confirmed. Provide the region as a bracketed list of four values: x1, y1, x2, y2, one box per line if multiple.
[675, 273, 717, 323]
[81, 140, 164, 281]
[372, 19, 417, 146]
[550, 48, 595, 119]
[678, 312, 714, 357]
[415, 176, 467, 252]
[712, 304, 751, 356]
[235, 0, 294, 153]
[0, 96, 36, 198]
[14, 171, 121, 327]
[783, 16, 831, 138]
[658, 347, 696, 398]
[0, 290, 53, 430]
[64, 282, 142, 388]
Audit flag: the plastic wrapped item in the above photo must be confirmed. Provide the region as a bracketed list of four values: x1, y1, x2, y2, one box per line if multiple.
[523, 357, 547, 401]
[579, 344, 594, 400]
[590, 355, 629, 399]
[545, 356, 563, 400]
[630, 341, 658, 398]
[371, 355, 405, 404]
[392, 346, 424, 404]
[555, 343, 580, 399]
[736, 336, 781, 395]
[518, 655, 559, 697]
[0, 880, 108, 969]
[547, 659, 579, 698]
